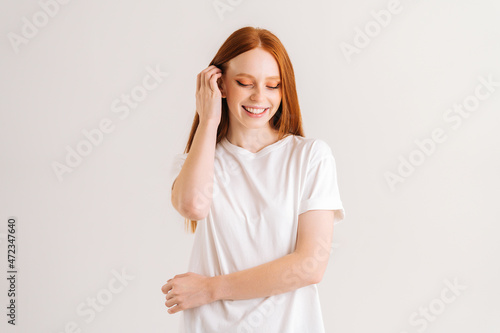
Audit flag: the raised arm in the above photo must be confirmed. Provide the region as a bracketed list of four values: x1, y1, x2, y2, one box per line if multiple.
[171, 121, 218, 220]
[171, 65, 223, 221]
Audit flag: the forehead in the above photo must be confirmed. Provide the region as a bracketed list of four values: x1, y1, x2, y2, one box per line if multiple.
[226, 48, 280, 79]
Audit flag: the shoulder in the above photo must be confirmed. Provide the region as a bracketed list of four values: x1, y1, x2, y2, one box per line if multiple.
[289, 135, 333, 163]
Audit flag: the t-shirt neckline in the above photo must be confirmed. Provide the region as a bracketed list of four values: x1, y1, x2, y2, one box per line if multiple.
[221, 134, 293, 158]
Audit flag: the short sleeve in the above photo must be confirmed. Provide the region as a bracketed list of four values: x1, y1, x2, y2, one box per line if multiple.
[169, 152, 188, 195]
[299, 140, 346, 225]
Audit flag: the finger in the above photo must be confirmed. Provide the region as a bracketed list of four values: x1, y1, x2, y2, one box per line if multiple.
[196, 72, 201, 94]
[161, 281, 172, 294]
[202, 68, 212, 92]
[165, 295, 178, 307]
[197, 65, 213, 93]
[203, 67, 221, 92]
[167, 304, 181, 314]
[210, 73, 222, 93]
[166, 291, 175, 301]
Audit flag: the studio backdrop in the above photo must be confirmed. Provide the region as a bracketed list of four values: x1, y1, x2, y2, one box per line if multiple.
[1, 0, 499, 332]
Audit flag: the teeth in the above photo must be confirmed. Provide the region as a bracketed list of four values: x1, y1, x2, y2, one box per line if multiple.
[244, 106, 267, 114]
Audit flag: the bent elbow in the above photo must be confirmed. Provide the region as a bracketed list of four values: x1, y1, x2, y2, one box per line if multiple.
[184, 203, 209, 221]
[307, 263, 326, 285]
[310, 273, 323, 285]
[176, 199, 209, 221]
[171, 184, 210, 221]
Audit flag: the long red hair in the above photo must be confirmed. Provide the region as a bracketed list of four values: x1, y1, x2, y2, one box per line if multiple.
[181, 26, 305, 233]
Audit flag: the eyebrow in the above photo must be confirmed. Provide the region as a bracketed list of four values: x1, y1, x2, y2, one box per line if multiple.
[234, 73, 280, 80]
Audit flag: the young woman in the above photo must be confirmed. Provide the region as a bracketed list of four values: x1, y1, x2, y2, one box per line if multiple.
[162, 26, 346, 333]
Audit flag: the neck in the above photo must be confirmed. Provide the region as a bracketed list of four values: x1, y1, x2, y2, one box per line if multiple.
[226, 127, 280, 154]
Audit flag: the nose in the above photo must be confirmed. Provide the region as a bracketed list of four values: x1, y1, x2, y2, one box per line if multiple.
[250, 85, 265, 102]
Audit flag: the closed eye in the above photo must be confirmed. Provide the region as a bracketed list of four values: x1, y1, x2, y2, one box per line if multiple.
[236, 81, 280, 89]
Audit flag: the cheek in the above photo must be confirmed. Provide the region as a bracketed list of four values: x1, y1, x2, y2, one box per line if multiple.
[227, 87, 246, 103]
[272, 93, 282, 105]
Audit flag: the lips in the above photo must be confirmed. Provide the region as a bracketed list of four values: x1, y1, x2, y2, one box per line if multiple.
[242, 105, 269, 114]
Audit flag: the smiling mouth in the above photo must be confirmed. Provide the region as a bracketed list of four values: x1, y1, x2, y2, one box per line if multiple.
[242, 106, 269, 114]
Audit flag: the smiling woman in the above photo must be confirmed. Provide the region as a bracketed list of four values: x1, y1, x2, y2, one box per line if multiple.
[163, 26, 346, 333]
[219, 47, 283, 125]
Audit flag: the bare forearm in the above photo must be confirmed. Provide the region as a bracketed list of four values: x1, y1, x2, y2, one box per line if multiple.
[172, 120, 218, 217]
[209, 252, 316, 301]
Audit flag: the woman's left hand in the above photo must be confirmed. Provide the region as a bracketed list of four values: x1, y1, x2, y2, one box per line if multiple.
[161, 272, 214, 314]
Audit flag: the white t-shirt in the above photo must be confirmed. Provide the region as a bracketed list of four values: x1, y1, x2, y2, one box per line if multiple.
[170, 134, 346, 333]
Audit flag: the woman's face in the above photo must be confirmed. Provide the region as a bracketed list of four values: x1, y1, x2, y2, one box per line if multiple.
[219, 47, 282, 130]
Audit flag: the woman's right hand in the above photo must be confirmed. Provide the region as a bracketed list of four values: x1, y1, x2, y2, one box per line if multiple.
[196, 65, 223, 126]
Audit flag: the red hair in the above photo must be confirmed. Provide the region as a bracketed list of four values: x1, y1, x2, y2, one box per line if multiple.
[181, 26, 305, 233]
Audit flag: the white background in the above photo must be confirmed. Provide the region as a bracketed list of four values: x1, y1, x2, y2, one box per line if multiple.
[1, 0, 499, 332]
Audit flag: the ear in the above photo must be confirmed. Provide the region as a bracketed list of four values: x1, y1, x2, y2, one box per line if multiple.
[217, 76, 226, 98]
